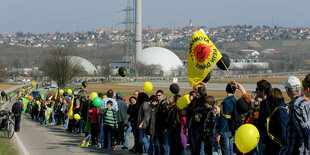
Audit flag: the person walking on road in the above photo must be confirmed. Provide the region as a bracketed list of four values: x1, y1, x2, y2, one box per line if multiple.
[12, 98, 24, 132]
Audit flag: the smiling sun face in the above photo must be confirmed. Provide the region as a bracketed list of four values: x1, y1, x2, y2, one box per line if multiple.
[194, 43, 213, 63]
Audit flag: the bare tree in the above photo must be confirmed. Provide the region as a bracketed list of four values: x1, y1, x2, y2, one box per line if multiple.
[40, 48, 84, 88]
[101, 62, 113, 81]
[12, 58, 22, 77]
[0, 59, 6, 81]
[136, 62, 163, 76]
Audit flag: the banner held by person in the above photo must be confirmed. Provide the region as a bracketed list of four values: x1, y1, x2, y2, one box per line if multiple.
[187, 29, 223, 87]
[21, 97, 29, 114]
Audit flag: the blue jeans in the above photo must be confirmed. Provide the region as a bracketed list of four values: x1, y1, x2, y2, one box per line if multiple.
[104, 125, 115, 147]
[139, 129, 150, 154]
[200, 141, 205, 155]
[98, 117, 105, 146]
[220, 132, 233, 155]
[153, 132, 170, 155]
[51, 111, 55, 123]
[124, 122, 132, 147]
[149, 135, 154, 155]
[79, 118, 85, 133]
[212, 141, 222, 155]
[64, 116, 68, 128]
[189, 128, 200, 154]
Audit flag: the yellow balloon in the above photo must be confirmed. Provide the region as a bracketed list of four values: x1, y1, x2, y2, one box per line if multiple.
[74, 114, 81, 120]
[177, 94, 191, 110]
[67, 89, 72, 95]
[143, 81, 153, 92]
[59, 89, 64, 95]
[90, 92, 98, 101]
[36, 101, 40, 105]
[235, 124, 260, 153]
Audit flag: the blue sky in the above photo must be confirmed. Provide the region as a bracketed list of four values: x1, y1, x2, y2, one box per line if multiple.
[0, 0, 309, 34]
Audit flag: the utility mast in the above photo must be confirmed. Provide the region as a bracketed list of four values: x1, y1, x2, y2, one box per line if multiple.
[122, 0, 135, 74]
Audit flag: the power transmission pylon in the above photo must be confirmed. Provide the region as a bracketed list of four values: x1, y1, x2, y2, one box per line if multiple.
[122, 0, 135, 75]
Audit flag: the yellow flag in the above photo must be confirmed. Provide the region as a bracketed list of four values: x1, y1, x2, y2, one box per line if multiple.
[54, 90, 58, 99]
[187, 29, 222, 87]
[68, 97, 74, 119]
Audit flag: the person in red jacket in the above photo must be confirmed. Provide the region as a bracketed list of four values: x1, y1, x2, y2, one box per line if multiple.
[89, 103, 99, 147]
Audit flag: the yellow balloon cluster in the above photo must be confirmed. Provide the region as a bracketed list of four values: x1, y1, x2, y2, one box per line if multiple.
[143, 81, 153, 92]
[235, 124, 260, 153]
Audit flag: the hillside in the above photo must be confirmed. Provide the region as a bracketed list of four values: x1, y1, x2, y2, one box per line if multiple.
[0, 40, 309, 71]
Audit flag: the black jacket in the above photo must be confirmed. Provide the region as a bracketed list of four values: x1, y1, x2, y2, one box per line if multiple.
[129, 103, 140, 128]
[257, 99, 271, 144]
[186, 97, 207, 129]
[155, 99, 168, 132]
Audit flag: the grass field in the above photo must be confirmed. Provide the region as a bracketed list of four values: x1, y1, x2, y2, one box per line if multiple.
[0, 109, 18, 155]
[0, 83, 18, 155]
[0, 83, 15, 91]
[0, 132, 18, 155]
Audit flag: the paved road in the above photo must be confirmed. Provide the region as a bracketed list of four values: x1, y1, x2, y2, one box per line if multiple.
[119, 82, 286, 91]
[3, 87, 135, 155]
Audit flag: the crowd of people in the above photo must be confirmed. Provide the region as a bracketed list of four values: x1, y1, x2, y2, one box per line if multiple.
[12, 73, 310, 155]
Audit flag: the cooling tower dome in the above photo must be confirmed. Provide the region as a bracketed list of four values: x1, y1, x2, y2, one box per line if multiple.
[142, 47, 183, 75]
[69, 56, 98, 75]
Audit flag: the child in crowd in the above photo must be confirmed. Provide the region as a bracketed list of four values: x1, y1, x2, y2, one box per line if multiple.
[103, 101, 118, 150]
[200, 96, 216, 155]
[212, 101, 222, 155]
[88, 101, 99, 147]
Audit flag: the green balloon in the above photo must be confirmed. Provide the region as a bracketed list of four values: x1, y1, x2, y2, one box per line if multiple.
[93, 97, 103, 108]
[40, 94, 44, 99]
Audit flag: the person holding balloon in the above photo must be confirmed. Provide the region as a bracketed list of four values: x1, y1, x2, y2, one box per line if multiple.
[72, 91, 82, 133]
[88, 100, 99, 147]
[185, 86, 208, 155]
[171, 95, 189, 155]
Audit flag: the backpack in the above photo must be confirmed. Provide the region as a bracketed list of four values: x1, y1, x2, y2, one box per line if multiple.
[12, 102, 21, 114]
[227, 97, 243, 135]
